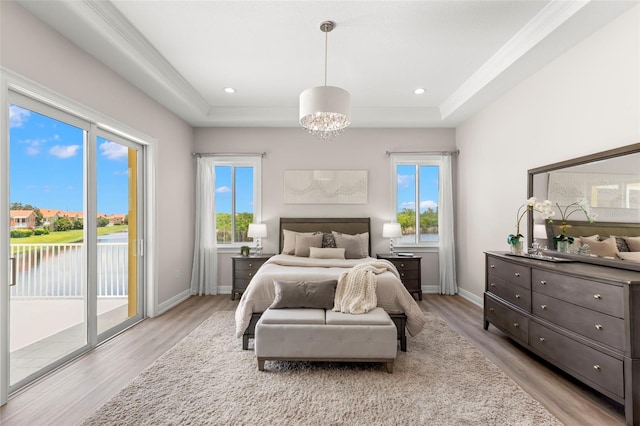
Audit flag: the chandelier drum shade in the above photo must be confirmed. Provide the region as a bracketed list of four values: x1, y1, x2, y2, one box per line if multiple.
[299, 21, 351, 141]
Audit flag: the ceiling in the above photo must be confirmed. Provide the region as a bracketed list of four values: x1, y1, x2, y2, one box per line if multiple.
[18, 0, 637, 128]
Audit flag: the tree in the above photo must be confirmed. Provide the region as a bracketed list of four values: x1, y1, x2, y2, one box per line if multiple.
[54, 217, 72, 231]
[72, 218, 83, 230]
[33, 208, 44, 227]
[97, 217, 109, 227]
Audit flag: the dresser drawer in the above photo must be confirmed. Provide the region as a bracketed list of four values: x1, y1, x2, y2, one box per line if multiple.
[234, 279, 251, 292]
[485, 296, 528, 344]
[486, 256, 531, 289]
[402, 279, 420, 292]
[487, 274, 531, 312]
[397, 269, 419, 282]
[234, 258, 268, 270]
[530, 321, 623, 398]
[532, 269, 624, 318]
[392, 259, 419, 271]
[532, 293, 624, 350]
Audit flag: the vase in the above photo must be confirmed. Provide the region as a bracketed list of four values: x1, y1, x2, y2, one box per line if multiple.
[510, 241, 523, 255]
[556, 240, 570, 253]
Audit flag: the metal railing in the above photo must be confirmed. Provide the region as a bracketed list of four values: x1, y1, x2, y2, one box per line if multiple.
[10, 243, 128, 298]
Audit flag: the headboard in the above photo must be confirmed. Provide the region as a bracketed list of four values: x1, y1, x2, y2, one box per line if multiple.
[279, 217, 371, 254]
[545, 220, 640, 243]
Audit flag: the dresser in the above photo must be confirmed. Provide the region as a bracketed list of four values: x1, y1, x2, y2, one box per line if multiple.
[484, 251, 640, 425]
[376, 254, 422, 300]
[231, 254, 272, 300]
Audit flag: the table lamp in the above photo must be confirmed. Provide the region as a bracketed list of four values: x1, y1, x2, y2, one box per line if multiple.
[382, 222, 402, 255]
[247, 223, 267, 256]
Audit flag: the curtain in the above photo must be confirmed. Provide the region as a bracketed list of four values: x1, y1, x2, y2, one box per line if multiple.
[190, 156, 217, 295]
[439, 154, 458, 295]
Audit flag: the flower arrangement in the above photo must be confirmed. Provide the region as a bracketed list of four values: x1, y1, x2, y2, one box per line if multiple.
[507, 197, 552, 248]
[548, 198, 596, 246]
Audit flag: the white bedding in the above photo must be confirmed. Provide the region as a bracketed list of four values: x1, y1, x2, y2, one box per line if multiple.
[234, 254, 426, 337]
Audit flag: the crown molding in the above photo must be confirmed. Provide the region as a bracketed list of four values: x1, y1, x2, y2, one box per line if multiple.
[439, 0, 590, 120]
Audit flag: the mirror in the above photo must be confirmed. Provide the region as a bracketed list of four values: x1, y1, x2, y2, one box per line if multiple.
[528, 143, 640, 271]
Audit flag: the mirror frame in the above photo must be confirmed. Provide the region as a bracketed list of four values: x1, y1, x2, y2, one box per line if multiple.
[527, 142, 640, 272]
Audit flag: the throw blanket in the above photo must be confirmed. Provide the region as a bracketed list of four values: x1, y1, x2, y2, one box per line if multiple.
[333, 260, 400, 314]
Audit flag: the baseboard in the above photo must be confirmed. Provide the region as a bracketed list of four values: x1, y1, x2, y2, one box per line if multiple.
[157, 289, 191, 315]
[423, 285, 439, 294]
[457, 288, 483, 307]
[218, 285, 232, 295]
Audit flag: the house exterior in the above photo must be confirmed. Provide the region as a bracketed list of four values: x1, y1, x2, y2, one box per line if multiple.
[107, 214, 126, 225]
[9, 210, 36, 230]
[38, 208, 60, 230]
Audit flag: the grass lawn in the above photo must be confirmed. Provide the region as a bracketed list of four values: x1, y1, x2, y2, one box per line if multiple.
[10, 225, 128, 245]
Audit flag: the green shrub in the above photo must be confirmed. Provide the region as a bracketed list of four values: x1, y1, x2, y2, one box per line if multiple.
[11, 229, 33, 238]
[33, 228, 49, 235]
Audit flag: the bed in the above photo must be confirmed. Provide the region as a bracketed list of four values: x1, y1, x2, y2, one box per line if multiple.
[234, 217, 426, 351]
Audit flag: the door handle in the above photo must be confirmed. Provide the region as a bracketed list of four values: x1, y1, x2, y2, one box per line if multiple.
[10, 257, 16, 286]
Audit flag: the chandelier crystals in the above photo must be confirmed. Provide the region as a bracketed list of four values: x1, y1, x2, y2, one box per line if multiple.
[299, 21, 351, 141]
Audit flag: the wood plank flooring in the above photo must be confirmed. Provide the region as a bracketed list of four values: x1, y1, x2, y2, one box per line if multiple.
[0, 294, 625, 425]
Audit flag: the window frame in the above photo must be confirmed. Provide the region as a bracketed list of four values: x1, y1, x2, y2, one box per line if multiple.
[213, 155, 262, 247]
[390, 154, 442, 248]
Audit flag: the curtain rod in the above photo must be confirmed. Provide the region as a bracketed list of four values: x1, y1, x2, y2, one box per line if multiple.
[192, 152, 267, 158]
[386, 149, 460, 156]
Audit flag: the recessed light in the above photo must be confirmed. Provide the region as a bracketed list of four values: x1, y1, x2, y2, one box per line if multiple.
[414, 88, 426, 95]
[224, 87, 236, 94]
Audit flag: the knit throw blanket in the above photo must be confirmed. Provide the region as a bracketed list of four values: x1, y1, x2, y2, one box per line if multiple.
[333, 260, 400, 314]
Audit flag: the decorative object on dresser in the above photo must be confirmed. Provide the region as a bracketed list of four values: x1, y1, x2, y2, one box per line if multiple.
[507, 197, 553, 255]
[247, 223, 267, 256]
[484, 251, 640, 426]
[231, 254, 272, 300]
[376, 254, 422, 300]
[382, 222, 402, 254]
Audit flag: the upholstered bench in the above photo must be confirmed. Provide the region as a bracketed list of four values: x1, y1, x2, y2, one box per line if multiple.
[255, 307, 397, 373]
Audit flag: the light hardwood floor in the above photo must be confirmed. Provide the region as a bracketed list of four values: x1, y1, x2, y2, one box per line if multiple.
[0, 294, 625, 425]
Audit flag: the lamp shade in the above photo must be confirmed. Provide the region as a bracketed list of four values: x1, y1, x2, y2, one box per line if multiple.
[382, 222, 402, 238]
[247, 223, 267, 238]
[533, 224, 547, 240]
[299, 86, 351, 137]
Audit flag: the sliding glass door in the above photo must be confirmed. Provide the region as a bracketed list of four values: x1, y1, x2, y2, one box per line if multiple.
[4, 92, 145, 393]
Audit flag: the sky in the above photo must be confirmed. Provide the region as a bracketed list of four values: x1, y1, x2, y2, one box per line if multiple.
[9, 104, 130, 215]
[215, 166, 254, 214]
[397, 164, 439, 213]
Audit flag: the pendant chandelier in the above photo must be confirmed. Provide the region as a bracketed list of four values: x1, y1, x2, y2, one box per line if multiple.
[299, 21, 351, 141]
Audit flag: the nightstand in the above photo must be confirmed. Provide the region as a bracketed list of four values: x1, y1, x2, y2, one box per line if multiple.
[231, 254, 273, 300]
[376, 254, 422, 300]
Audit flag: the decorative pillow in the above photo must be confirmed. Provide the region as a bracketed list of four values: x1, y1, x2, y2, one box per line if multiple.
[294, 233, 323, 257]
[270, 280, 338, 309]
[612, 236, 631, 252]
[617, 252, 640, 263]
[281, 229, 297, 254]
[580, 235, 618, 258]
[322, 232, 337, 248]
[624, 236, 640, 252]
[309, 247, 346, 259]
[282, 230, 318, 255]
[332, 231, 368, 259]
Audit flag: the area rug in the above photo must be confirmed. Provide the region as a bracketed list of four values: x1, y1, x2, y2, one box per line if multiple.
[82, 311, 560, 425]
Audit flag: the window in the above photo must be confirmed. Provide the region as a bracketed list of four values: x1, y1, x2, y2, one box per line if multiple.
[391, 155, 441, 246]
[214, 156, 261, 245]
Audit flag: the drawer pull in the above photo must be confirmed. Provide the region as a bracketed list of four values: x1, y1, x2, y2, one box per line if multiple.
[541, 304, 547, 310]
[490, 264, 495, 269]
[489, 283, 496, 287]
[539, 337, 546, 343]
[595, 324, 603, 331]
[489, 307, 494, 313]
[400, 263, 405, 267]
[515, 294, 521, 299]
[514, 272, 520, 277]
[248, 272, 253, 277]
[248, 263, 253, 267]
[539, 280, 547, 285]
[513, 322, 520, 328]
[594, 294, 602, 300]
[593, 365, 601, 371]
[401, 273, 405, 277]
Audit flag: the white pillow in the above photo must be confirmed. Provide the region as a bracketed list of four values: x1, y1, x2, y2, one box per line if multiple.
[294, 233, 323, 257]
[309, 247, 346, 259]
[624, 236, 640, 252]
[281, 230, 318, 255]
[332, 231, 369, 259]
[580, 235, 618, 258]
[617, 252, 640, 263]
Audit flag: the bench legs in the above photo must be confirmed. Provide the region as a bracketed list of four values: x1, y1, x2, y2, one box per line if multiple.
[257, 358, 394, 374]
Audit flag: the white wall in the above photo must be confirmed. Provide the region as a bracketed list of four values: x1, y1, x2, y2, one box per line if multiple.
[193, 127, 456, 292]
[456, 5, 640, 301]
[1, 1, 195, 307]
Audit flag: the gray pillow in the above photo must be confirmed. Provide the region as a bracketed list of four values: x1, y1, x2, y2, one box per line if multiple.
[332, 231, 368, 258]
[294, 233, 323, 257]
[270, 280, 338, 309]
